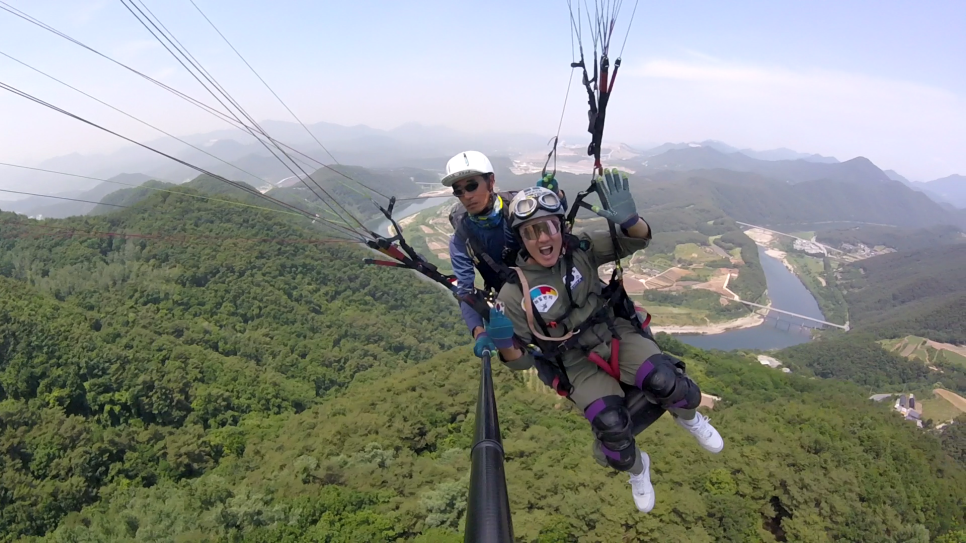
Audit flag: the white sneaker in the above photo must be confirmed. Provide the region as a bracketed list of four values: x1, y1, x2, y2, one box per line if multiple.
[628, 451, 655, 513]
[676, 412, 724, 453]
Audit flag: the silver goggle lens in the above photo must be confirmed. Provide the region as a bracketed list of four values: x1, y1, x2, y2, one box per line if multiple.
[513, 191, 562, 219]
[513, 197, 538, 217]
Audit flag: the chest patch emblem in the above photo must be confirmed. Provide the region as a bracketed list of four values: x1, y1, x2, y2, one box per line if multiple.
[568, 267, 584, 289]
[527, 285, 559, 313]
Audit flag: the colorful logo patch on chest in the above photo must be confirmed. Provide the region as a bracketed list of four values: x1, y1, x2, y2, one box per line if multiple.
[528, 285, 559, 313]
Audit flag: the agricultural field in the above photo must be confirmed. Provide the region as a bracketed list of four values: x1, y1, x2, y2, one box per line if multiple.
[788, 253, 825, 275]
[882, 335, 966, 370]
[673, 243, 723, 264]
[919, 389, 966, 423]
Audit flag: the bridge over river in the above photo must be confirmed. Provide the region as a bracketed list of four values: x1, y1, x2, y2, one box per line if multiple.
[735, 298, 850, 331]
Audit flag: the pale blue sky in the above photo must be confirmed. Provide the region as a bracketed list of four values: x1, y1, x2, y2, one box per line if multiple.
[1, 0, 963, 180]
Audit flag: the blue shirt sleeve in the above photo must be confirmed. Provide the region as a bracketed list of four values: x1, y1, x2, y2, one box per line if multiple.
[449, 234, 484, 335]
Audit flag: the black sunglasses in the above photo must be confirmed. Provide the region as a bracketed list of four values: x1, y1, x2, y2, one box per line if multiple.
[452, 179, 481, 197]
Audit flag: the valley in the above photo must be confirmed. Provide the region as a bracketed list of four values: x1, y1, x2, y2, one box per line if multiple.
[2, 2, 966, 539]
[2, 125, 965, 543]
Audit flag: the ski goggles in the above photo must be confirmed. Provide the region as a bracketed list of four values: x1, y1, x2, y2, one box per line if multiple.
[519, 216, 561, 241]
[511, 190, 563, 220]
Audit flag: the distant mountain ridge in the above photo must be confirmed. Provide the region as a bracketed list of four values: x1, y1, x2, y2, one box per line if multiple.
[634, 168, 966, 230]
[0, 173, 154, 218]
[7, 121, 551, 191]
[884, 169, 966, 209]
[9, 122, 895, 198]
[639, 146, 890, 186]
[922, 174, 966, 209]
[738, 147, 839, 163]
[637, 140, 838, 163]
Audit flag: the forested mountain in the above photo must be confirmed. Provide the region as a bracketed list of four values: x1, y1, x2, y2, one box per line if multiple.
[21, 336, 965, 543]
[778, 334, 966, 395]
[1, 185, 965, 541]
[533, 166, 965, 233]
[840, 244, 966, 344]
[0, 189, 469, 540]
[91, 180, 179, 213]
[275, 164, 428, 224]
[639, 170, 966, 229]
[83, 167, 426, 227]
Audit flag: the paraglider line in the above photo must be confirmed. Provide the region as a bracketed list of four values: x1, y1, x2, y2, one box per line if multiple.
[0, 189, 128, 208]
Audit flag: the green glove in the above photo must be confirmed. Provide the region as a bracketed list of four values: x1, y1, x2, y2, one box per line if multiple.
[591, 168, 640, 229]
[537, 173, 559, 193]
[537, 173, 568, 211]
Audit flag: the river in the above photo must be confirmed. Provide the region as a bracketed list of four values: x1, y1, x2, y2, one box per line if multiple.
[368, 196, 454, 237]
[676, 245, 827, 351]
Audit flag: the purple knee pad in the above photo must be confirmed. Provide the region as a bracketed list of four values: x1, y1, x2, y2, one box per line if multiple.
[584, 396, 637, 471]
[635, 353, 701, 409]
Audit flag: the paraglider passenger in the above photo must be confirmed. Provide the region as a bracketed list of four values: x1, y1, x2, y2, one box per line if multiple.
[481, 171, 724, 513]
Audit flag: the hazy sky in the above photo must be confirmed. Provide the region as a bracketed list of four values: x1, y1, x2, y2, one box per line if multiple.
[1, 0, 963, 181]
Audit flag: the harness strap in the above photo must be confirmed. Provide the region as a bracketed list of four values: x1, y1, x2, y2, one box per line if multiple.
[587, 337, 621, 380]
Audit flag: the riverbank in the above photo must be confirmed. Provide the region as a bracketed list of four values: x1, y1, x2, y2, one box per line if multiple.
[418, 187, 453, 198]
[652, 311, 765, 336]
[765, 248, 795, 273]
[747, 228, 795, 272]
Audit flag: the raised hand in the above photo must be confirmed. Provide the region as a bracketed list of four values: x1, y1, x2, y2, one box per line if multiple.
[591, 168, 640, 229]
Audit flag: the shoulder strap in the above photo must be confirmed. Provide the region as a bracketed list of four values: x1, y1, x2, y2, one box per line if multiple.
[448, 205, 466, 234]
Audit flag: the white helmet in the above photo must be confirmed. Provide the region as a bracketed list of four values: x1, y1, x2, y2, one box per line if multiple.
[441, 150, 494, 187]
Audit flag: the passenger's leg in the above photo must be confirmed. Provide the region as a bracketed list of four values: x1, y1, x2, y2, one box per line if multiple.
[609, 321, 724, 453]
[567, 360, 644, 474]
[605, 321, 702, 412]
[572, 368, 654, 512]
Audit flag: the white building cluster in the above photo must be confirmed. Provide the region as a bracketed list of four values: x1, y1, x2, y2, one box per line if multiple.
[870, 393, 925, 428]
[894, 394, 923, 428]
[757, 355, 792, 373]
[792, 239, 826, 256]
